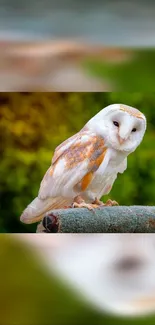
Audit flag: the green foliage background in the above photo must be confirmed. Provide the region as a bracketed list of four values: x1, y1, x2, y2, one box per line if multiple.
[83, 49, 155, 91]
[0, 92, 155, 233]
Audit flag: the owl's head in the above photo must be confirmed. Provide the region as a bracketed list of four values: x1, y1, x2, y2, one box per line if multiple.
[87, 104, 147, 153]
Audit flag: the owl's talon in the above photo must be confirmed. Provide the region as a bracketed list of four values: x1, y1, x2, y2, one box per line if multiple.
[92, 198, 105, 206]
[72, 202, 94, 211]
[105, 199, 119, 206]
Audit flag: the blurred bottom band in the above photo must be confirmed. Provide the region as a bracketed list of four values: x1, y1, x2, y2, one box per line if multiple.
[0, 234, 155, 325]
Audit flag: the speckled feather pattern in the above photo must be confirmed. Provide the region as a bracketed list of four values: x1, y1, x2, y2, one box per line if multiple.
[120, 105, 144, 119]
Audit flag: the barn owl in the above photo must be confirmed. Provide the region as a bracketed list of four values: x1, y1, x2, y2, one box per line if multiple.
[20, 103, 147, 224]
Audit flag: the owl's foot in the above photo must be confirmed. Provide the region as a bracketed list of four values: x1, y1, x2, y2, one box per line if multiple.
[92, 198, 105, 206]
[104, 199, 119, 206]
[72, 196, 98, 211]
[72, 202, 98, 210]
[92, 198, 119, 207]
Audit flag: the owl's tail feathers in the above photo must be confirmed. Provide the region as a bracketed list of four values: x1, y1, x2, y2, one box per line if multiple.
[20, 196, 72, 224]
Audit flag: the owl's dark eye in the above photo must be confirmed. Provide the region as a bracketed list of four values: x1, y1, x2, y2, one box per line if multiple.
[113, 121, 119, 127]
[132, 128, 137, 132]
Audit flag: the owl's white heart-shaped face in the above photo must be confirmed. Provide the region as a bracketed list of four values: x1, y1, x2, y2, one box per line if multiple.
[42, 234, 155, 317]
[87, 104, 147, 153]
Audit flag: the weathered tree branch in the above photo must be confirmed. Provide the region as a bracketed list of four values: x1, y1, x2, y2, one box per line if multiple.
[36, 206, 155, 233]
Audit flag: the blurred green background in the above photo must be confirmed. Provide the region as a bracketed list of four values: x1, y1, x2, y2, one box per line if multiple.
[84, 49, 155, 91]
[0, 92, 155, 233]
[1, 235, 155, 325]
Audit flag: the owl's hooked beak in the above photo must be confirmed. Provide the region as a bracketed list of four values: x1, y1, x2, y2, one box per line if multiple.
[118, 135, 125, 145]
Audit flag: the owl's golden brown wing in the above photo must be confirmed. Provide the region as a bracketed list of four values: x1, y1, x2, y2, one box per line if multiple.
[38, 129, 107, 200]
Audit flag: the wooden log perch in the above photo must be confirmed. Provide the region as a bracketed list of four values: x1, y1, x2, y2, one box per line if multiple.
[36, 206, 155, 233]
